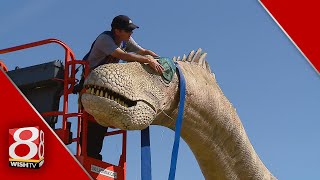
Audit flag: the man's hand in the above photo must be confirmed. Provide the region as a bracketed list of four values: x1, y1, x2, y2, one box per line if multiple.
[145, 55, 164, 74]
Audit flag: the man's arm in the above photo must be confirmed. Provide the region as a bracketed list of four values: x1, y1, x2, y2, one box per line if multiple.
[111, 48, 164, 74]
[126, 37, 159, 57]
[136, 49, 159, 57]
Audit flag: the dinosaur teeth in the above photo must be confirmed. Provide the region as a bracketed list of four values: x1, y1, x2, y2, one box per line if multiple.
[86, 84, 136, 108]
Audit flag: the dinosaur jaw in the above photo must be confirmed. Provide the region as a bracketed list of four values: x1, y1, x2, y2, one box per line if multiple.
[84, 84, 138, 108]
[81, 85, 157, 130]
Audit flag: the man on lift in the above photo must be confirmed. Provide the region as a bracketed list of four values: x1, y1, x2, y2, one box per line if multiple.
[84, 15, 164, 160]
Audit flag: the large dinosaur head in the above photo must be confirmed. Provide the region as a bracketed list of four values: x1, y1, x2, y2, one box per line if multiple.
[81, 59, 180, 130]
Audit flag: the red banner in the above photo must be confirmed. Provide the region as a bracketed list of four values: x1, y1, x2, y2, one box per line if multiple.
[0, 69, 91, 179]
[260, 0, 320, 74]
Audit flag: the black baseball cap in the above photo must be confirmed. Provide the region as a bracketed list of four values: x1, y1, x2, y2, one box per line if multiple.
[111, 15, 139, 31]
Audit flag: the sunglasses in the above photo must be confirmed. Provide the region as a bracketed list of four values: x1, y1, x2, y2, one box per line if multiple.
[123, 29, 133, 33]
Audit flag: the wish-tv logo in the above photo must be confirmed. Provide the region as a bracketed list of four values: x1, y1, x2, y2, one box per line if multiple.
[9, 126, 44, 169]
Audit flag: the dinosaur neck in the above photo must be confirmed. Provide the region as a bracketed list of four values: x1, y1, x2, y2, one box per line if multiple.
[154, 62, 275, 179]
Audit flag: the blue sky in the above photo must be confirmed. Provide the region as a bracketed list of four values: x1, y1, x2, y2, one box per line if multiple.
[1, 0, 320, 179]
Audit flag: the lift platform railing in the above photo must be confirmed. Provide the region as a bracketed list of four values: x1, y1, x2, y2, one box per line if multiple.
[0, 39, 127, 180]
[0, 39, 86, 129]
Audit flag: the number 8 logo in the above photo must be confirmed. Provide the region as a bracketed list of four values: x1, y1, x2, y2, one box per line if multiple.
[39, 130, 44, 158]
[9, 127, 44, 160]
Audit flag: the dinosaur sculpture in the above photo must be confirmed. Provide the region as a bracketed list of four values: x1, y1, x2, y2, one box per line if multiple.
[81, 49, 276, 179]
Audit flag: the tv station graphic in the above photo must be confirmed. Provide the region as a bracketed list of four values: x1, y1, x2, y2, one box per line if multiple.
[9, 126, 44, 169]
